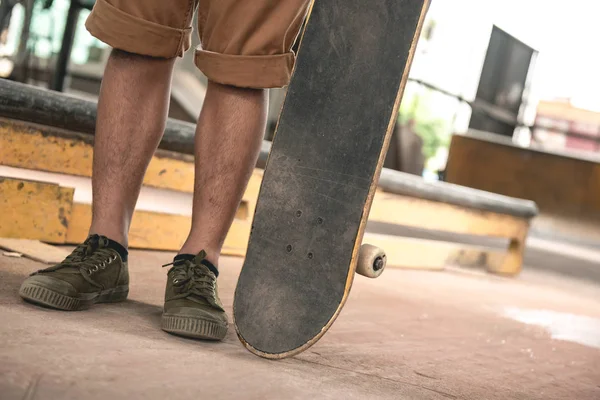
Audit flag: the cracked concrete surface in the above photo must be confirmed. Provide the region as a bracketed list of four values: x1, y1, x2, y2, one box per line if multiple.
[1, 250, 599, 399]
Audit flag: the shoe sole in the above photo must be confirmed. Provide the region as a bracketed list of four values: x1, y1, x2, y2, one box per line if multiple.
[19, 283, 129, 311]
[161, 315, 228, 340]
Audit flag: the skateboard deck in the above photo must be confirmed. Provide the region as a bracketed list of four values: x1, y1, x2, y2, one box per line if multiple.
[234, 0, 429, 358]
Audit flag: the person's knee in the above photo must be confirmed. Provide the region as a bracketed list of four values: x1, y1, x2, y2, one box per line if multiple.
[206, 79, 267, 97]
[110, 48, 176, 64]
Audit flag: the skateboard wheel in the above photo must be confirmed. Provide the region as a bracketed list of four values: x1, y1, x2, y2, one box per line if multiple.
[356, 244, 386, 278]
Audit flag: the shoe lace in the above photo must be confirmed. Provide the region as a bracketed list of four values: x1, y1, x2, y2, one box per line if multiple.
[162, 259, 217, 301]
[76, 248, 118, 274]
[36, 235, 117, 276]
[63, 242, 88, 263]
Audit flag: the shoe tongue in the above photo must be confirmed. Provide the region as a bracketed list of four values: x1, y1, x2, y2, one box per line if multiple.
[86, 234, 109, 249]
[192, 250, 207, 265]
[173, 254, 196, 263]
[191, 251, 219, 277]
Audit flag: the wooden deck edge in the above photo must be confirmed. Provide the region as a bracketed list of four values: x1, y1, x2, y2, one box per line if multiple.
[67, 203, 250, 256]
[0, 174, 528, 274]
[0, 119, 263, 214]
[0, 176, 249, 256]
[371, 192, 531, 240]
[1, 148, 530, 274]
[0, 177, 74, 243]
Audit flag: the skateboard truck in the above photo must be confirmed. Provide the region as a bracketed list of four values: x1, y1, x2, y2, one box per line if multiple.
[356, 244, 386, 278]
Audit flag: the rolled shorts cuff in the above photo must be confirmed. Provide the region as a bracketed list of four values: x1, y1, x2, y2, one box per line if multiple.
[194, 50, 295, 89]
[85, 0, 192, 58]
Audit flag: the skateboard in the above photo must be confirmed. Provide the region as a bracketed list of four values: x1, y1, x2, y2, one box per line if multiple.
[234, 0, 429, 359]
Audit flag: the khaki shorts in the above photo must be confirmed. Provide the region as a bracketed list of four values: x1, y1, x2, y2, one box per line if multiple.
[85, 0, 311, 89]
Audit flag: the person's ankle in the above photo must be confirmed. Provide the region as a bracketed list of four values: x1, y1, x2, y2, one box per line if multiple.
[177, 246, 220, 268]
[89, 230, 129, 262]
[88, 228, 128, 248]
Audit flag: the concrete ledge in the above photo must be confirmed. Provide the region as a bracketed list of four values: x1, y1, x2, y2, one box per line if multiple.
[1, 79, 537, 275]
[0, 79, 197, 155]
[0, 79, 538, 221]
[379, 168, 538, 218]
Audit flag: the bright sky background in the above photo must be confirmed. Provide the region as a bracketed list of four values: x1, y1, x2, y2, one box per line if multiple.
[415, 0, 600, 112]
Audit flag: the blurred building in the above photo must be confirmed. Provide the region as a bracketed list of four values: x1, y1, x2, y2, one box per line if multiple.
[533, 100, 600, 153]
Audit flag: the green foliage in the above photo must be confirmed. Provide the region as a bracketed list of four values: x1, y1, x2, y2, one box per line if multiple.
[414, 118, 449, 160]
[398, 89, 450, 161]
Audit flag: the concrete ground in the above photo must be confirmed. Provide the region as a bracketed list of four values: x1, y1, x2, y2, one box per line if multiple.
[1, 250, 599, 400]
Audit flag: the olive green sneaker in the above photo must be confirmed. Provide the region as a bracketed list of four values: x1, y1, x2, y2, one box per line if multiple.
[19, 234, 129, 311]
[161, 251, 228, 340]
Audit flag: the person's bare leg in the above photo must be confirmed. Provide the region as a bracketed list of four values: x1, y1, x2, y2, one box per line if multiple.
[90, 49, 176, 246]
[179, 81, 267, 264]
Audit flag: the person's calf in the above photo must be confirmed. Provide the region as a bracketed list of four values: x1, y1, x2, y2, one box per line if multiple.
[89, 49, 176, 248]
[178, 82, 268, 266]
[161, 83, 267, 340]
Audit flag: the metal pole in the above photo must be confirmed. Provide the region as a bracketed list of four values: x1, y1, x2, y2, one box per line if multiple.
[50, 0, 81, 91]
[10, 0, 34, 82]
